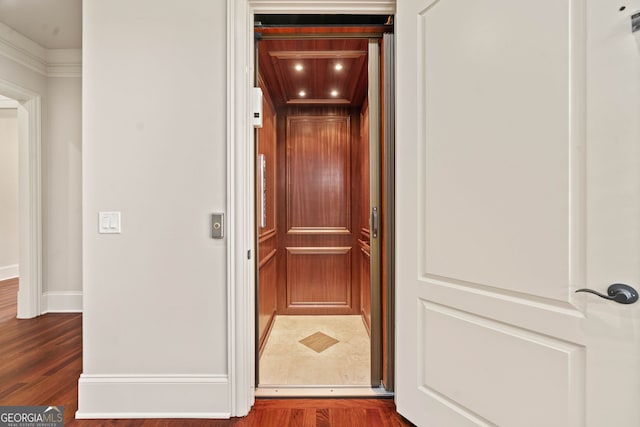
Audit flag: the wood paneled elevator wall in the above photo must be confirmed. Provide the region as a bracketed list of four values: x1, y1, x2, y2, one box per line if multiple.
[257, 74, 279, 353]
[256, 73, 371, 354]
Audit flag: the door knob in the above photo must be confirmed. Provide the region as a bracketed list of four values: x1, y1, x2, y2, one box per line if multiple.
[575, 283, 638, 304]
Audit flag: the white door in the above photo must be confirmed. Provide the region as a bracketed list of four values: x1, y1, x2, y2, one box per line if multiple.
[395, 0, 640, 425]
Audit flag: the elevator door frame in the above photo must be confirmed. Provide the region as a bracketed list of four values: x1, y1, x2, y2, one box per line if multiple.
[225, 1, 397, 415]
[253, 27, 391, 396]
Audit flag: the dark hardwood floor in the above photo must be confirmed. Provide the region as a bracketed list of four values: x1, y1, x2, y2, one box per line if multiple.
[0, 279, 413, 426]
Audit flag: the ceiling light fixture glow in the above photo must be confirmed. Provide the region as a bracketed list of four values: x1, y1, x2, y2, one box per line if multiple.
[299, 90, 306, 97]
[330, 90, 339, 97]
[294, 64, 303, 71]
[335, 63, 343, 71]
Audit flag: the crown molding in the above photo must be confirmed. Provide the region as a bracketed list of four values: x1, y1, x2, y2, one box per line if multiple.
[0, 22, 81, 78]
[0, 22, 47, 75]
[0, 96, 18, 108]
[46, 49, 82, 78]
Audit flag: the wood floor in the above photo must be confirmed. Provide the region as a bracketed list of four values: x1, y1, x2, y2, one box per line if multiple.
[0, 279, 413, 426]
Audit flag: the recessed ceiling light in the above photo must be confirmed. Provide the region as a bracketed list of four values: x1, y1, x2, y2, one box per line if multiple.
[299, 90, 306, 97]
[335, 63, 343, 71]
[330, 90, 339, 97]
[295, 64, 303, 71]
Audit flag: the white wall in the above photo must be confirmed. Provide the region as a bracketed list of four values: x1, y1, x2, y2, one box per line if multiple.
[43, 77, 82, 293]
[0, 108, 19, 280]
[78, 0, 229, 417]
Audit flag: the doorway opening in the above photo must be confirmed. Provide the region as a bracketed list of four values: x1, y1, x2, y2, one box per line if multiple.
[0, 96, 19, 320]
[0, 80, 42, 320]
[253, 15, 395, 395]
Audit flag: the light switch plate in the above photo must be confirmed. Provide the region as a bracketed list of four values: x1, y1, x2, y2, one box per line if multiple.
[99, 212, 121, 234]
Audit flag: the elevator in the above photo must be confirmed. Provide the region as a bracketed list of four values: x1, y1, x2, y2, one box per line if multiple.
[254, 15, 394, 394]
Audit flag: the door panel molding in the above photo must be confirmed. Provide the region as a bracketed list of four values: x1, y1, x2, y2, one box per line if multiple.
[417, 274, 584, 318]
[415, 0, 579, 302]
[286, 115, 352, 232]
[286, 246, 352, 254]
[277, 109, 360, 316]
[417, 300, 585, 427]
[287, 227, 351, 235]
[286, 247, 352, 308]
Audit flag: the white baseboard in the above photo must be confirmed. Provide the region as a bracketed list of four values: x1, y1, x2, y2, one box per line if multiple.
[42, 291, 83, 313]
[0, 264, 18, 281]
[76, 374, 230, 419]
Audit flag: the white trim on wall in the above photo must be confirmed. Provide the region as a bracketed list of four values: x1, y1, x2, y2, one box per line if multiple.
[0, 22, 81, 78]
[249, 0, 395, 13]
[76, 375, 230, 419]
[0, 96, 18, 109]
[0, 78, 43, 319]
[45, 49, 83, 78]
[42, 291, 82, 313]
[0, 264, 18, 281]
[227, 0, 255, 418]
[227, 0, 396, 417]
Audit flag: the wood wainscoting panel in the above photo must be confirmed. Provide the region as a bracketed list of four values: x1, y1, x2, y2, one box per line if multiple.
[286, 115, 351, 233]
[257, 77, 279, 353]
[286, 247, 352, 310]
[258, 233, 278, 355]
[276, 108, 361, 315]
[258, 74, 278, 236]
[359, 237, 371, 335]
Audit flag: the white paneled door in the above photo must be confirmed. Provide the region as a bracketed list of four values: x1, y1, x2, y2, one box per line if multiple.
[395, 0, 640, 426]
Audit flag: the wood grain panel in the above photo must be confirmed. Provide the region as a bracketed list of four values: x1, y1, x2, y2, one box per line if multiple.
[286, 115, 351, 233]
[258, 39, 369, 107]
[275, 107, 361, 315]
[257, 78, 278, 352]
[258, 74, 278, 237]
[360, 101, 371, 231]
[258, 249, 277, 355]
[286, 247, 352, 308]
[359, 239, 371, 336]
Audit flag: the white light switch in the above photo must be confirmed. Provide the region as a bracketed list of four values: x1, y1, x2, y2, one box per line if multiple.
[99, 212, 121, 234]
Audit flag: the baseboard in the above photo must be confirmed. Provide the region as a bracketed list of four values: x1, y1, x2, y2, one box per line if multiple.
[76, 374, 230, 419]
[0, 264, 18, 281]
[41, 291, 83, 313]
